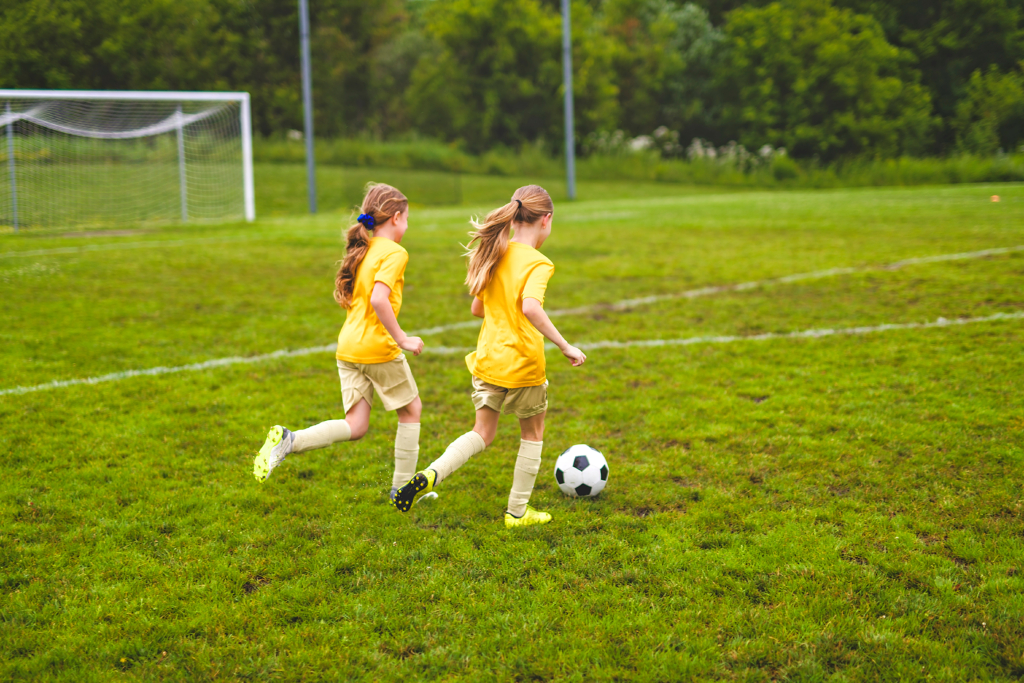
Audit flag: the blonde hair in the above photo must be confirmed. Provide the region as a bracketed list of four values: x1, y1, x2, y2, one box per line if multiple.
[334, 183, 409, 309]
[464, 185, 553, 296]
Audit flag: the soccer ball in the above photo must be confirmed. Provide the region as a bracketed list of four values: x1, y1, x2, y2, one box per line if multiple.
[554, 445, 608, 498]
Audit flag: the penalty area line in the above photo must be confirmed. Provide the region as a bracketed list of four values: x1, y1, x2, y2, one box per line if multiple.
[2, 312, 1021, 398]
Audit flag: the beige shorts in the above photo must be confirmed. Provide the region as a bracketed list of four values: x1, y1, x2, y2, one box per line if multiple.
[471, 376, 548, 419]
[337, 355, 418, 413]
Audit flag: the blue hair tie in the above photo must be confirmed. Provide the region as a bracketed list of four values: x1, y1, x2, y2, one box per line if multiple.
[357, 213, 376, 230]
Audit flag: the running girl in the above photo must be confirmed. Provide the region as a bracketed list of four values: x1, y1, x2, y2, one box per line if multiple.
[254, 183, 428, 501]
[392, 185, 586, 527]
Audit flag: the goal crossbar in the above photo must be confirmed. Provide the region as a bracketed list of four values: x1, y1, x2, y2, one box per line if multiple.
[0, 90, 250, 102]
[0, 90, 255, 228]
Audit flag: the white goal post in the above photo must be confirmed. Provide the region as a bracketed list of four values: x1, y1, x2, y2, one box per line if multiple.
[0, 90, 255, 231]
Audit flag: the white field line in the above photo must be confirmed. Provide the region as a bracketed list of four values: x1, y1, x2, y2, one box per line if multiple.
[568, 311, 1024, 350]
[552, 244, 1024, 314]
[3, 312, 1022, 397]
[418, 244, 1024, 333]
[2, 244, 1022, 397]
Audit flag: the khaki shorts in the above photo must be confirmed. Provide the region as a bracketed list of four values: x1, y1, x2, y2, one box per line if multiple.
[471, 376, 548, 419]
[337, 355, 418, 413]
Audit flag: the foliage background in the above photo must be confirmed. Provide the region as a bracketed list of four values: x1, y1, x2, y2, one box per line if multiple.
[1, 0, 1023, 160]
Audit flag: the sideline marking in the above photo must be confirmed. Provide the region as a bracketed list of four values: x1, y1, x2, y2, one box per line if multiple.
[3, 312, 1021, 397]
[3, 244, 1022, 397]
[552, 244, 1024, 314]
[416, 244, 1024, 335]
[570, 311, 1024, 350]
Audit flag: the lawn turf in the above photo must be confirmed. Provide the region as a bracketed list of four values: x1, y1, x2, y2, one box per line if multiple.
[1, 182, 1023, 680]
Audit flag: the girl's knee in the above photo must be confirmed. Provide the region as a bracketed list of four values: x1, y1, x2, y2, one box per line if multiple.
[396, 396, 422, 423]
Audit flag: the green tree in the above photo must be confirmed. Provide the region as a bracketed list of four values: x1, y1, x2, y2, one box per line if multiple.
[954, 63, 1024, 154]
[598, 0, 723, 139]
[0, 0, 410, 137]
[405, 0, 617, 152]
[835, 0, 1024, 151]
[717, 0, 936, 159]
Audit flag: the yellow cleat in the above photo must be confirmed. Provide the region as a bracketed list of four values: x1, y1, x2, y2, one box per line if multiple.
[391, 469, 437, 512]
[504, 505, 552, 529]
[254, 425, 293, 482]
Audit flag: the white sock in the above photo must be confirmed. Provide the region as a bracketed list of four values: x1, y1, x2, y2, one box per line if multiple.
[507, 439, 543, 517]
[393, 422, 420, 489]
[427, 431, 486, 484]
[291, 419, 352, 453]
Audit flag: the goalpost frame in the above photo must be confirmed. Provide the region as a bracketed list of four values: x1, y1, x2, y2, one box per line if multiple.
[0, 89, 256, 224]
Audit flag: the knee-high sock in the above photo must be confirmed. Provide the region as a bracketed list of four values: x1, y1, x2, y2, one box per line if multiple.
[393, 422, 420, 489]
[427, 431, 486, 484]
[507, 439, 543, 517]
[291, 419, 352, 454]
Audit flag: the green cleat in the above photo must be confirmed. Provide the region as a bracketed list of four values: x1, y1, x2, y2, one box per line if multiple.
[504, 505, 552, 529]
[254, 425, 293, 482]
[391, 469, 437, 512]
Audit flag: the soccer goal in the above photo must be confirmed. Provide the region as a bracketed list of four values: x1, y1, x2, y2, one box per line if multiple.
[0, 90, 255, 231]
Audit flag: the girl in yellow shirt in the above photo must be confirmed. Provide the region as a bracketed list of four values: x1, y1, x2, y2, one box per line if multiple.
[392, 185, 586, 527]
[255, 184, 430, 502]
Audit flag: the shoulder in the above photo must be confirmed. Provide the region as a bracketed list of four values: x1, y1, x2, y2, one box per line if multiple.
[375, 240, 408, 264]
[375, 239, 406, 256]
[527, 251, 553, 272]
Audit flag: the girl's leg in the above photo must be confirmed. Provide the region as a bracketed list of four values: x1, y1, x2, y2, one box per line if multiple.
[254, 401, 366, 482]
[507, 411, 546, 517]
[291, 398, 368, 453]
[392, 397, 422, 492]
[428, 407, 497, 483]
[392, 407, 495, 512]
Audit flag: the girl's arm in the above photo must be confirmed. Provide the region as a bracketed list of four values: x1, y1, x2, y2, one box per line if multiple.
[522, 298, 586, 366]
[471, 297, 485, 319]
[371, 282, 424, 356]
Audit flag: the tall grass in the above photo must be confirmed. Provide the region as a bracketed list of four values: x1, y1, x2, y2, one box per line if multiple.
[254, 136, 1024, 188]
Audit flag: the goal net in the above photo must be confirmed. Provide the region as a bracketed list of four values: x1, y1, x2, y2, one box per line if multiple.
[0, 90, 255, 232]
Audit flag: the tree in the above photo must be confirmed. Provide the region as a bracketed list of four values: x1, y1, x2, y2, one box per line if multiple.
[405, 0, 617, 152]
[717, 0, 936, 159]
[0, 0, 410, 137]
[954, 63, 1024, 154]
[599, 0, 724, 140]
[835, 0, 1024, 151]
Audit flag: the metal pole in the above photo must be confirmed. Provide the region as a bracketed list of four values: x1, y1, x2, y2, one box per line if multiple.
[176, 105, 188, 222]
[240, 93, 256, 222]
[299, 0, 317, 214]
[6, 102, 18, 232]
[561, 0, 576, 201]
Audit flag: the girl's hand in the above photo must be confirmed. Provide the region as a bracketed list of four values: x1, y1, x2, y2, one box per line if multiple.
[400, 336, 425, 356]
[561, 344, 586, 367]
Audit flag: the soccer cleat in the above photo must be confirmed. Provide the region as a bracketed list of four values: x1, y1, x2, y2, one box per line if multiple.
[391, 469, 437, 512]
[504, 505, 552, 529]
[253, 425, 294, 482]
[391, 487, 438, 503]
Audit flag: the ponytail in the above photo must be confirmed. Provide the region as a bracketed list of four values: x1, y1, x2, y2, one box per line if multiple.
[334, 183, 409, 309]
[464, 185, 553, 296]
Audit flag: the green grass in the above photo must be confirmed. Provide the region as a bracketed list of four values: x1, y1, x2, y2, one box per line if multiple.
[1, 183, 1023, 680]
[254, 135, 1024, 188]
[254, 163, 733, 217]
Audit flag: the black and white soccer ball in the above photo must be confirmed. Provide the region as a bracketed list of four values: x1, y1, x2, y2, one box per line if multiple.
[554, 445, 608, 498]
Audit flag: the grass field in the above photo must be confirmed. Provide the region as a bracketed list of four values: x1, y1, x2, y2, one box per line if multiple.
[1, 182, 1023, 681]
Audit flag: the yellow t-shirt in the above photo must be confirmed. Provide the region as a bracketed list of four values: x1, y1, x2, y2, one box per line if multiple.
[336, 237, 408, 364]
[466, 241, 555, 388]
